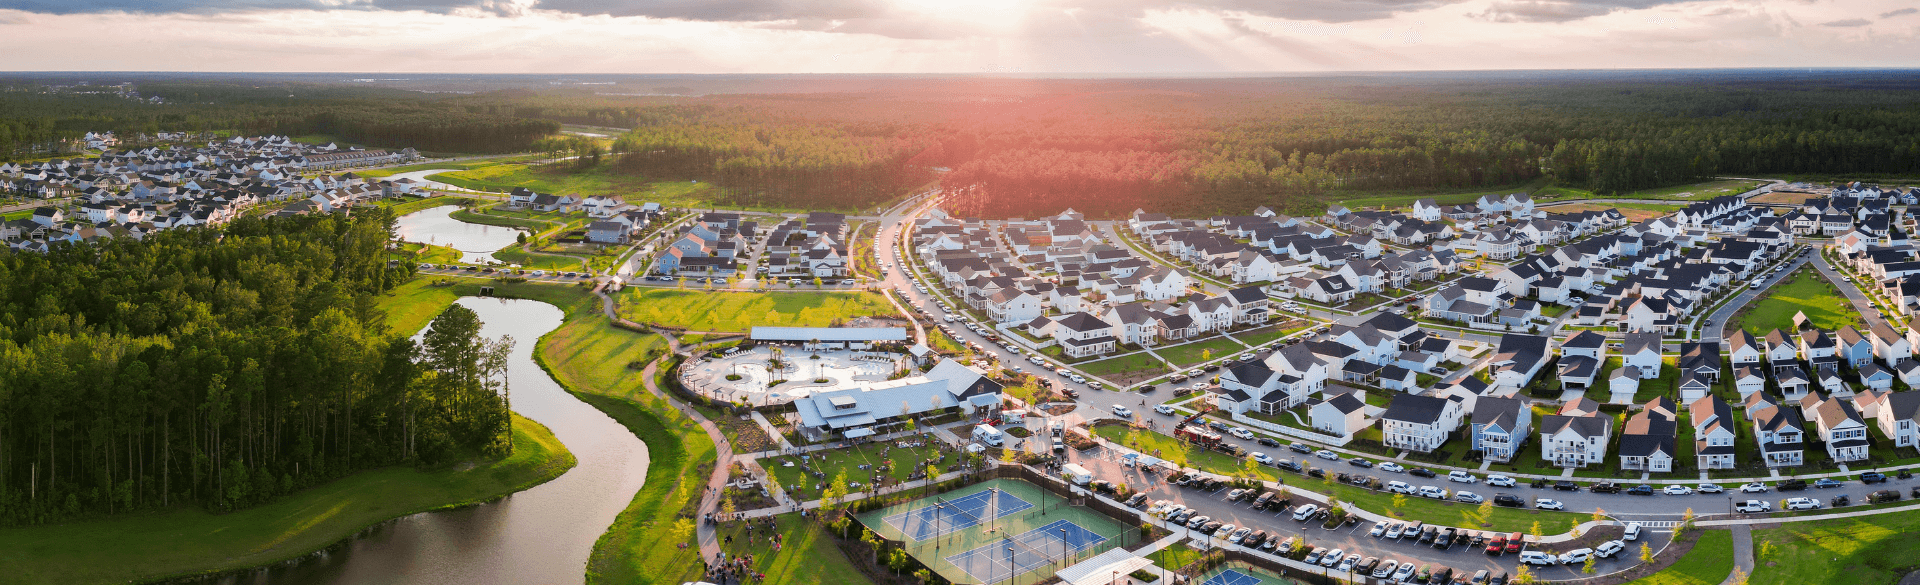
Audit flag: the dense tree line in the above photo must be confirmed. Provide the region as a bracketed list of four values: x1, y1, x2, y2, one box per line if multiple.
[610, 112, 932, 211]
[0, 82, 559, 158]
[0, 214, 513, 526]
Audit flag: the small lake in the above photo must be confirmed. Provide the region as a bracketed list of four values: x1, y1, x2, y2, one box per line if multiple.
[396, 206, 523, 264]
[225, 298, 650, 585]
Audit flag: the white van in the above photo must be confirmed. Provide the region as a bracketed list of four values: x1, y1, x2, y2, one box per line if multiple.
[1062, 463, 1093, 486]
[972, 424, 1004, 447]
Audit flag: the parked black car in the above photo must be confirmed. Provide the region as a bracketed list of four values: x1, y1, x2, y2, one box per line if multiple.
[1257, 437, 1280, 447]
[1816, 478, 1844, 489]
[1434, 528, 1457, 550]
[1778, 479, 1808, 491]
[1409, 468, 1438, 479]
[1590, 482, 1621, 494]
[1308, 468, 1326, 479]
[1529, 479, 1552, 489]
[1627, 484, 1655, 496]
[1899, 469, 1915, 480]
[1493, 494, 1524, 508]
[1555, 481, 1580, 491]
[1349, 457, 1375, 468]
[1831, 494, 1851, 507]
[1289, 443, 1315, 454]
[1861, 472, 1888, 484]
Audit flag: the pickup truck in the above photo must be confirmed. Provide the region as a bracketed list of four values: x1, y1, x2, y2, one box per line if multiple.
[1734, 500, 1772, 513]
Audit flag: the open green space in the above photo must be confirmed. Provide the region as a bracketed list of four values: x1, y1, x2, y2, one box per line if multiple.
[396, 241, 462, 265]
[1627, 530, 1735, 585]
[431, 160, 714, 203]
[0, 413, 573, 585]
[1537, 179, 1767, 202]
[1091, 425, 1281, 482]
[1238, 322, 1314, 347]
[1736, 268, 1863, 335]
[1159, 335, 1250, 367]
[711, 514, 869, 585]
[617, 289, 902, 333]
[764, 441, 945, 503]
[1080, 352, 1172, 379]
[1750, 511, 1920, 585]
[450, 206, 565, 234]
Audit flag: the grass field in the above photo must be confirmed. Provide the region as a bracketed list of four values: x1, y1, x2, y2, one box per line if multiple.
[617, 289, 902, 332]
[1750, 511, 1920, 585]
[1159, 336, 1251, 367]
[1736, 268, 1862, 334]
[1627, 530, 1734, 585]
[711, 514, 868, 585]
[0, 413, 573, 585]
[1079, 353, 1172, 380]
[765, 441, 947, 503]
[396, 241, 463, 265]
[1536, 179, 1768, 202]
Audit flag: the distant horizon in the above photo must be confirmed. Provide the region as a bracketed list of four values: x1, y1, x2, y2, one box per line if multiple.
[2, 0, 1916, 73]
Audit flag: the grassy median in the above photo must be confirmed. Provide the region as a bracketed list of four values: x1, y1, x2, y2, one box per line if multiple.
[617, 288, 902, 333]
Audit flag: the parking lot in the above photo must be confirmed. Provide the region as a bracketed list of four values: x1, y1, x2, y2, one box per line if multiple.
[1062, 441, 1671, 580]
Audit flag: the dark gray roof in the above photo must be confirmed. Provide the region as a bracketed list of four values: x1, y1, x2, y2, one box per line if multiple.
[1381, 394, 1450, 425]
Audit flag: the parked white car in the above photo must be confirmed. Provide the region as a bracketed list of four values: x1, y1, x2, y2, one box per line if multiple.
[1229, 427, 1254, 440]
[1314, 449, 1340, 461]
[1387, 481, 1416, 494]
[1418, 485, 1449, 499]
[1486, 475, 1516, 487]
[1154, 404, 1176, 415]
[1741, 482, 1770, 493]
[1390, 562, 1418, 582]
[1663, 485, 1694, 495]
[1596, 539, 1627, 558]
[1252, 452, 1275, 465]
[1623, 522, 1644, 540]
[1448, 470, 1477, 483]
[1735, 500, 1772, 513]
[1378, 462, 1406, 473]
[1784, 497, 1821, 511]
[1535, 499, 1565, 510]
[1455, 491, 1484, 504]
[1558, 548, 1595, 565]
[1518, 551, 1557, 566]
[1372, 560, 1400, 579]
[1111, 406, 1133, 418]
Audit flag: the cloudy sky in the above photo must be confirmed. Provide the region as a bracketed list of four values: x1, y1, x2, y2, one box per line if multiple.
[0, 0, 1914, 72]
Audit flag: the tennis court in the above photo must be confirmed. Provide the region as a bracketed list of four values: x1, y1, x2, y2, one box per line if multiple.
[1200, 565, 1295, 585]
[945, 519, 1109, 583]
[883, 487, 1035, 541]
[857, 478, 1133, 585]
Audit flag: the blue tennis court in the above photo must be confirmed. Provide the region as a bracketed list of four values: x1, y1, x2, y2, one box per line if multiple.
[945, 519, 1109, 583]
[882, 487, 1035, 541]
[1204, 569, 1265, 585]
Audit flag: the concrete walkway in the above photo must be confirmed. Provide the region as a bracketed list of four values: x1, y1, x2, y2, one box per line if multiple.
[1720, 524, 1754, 585]
[634, 354, 738, 563]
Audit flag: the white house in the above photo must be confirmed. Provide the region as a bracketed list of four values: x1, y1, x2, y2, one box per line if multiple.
[1811, 397, 1871, 463]
[1540, 412, 1612, 469]
[1309, 393, 1368, 437]
[1379, 394, 1463, 453]
[1622, 333, 1663, 379]
[1690, 395, 1738, 470]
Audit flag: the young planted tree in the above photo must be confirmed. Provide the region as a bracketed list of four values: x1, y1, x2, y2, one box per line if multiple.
[1639, 542, 1654, 563]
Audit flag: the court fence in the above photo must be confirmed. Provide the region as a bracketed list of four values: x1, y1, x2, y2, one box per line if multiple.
[855, 464, 1167, 585]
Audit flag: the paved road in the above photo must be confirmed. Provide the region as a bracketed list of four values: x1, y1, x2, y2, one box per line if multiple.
[1703, 247, 1815, 341]
[1064, 441, 1667, 580]
[1811, 251, 1888, 330]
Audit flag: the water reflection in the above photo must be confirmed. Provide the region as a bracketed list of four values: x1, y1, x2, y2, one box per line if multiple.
[222, 298, 648, 585]
[395, 206, 524, 264]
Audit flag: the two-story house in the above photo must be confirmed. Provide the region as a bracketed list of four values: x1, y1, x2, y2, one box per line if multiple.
[1380, 394, 1463, 453]
[1469, 397, 1530, 463]
[1811, 396, 1871, 463]
[1690, 395, 1738, 470]
[1540, 411, 1612, 469]
[1753, 404, 1806, 468]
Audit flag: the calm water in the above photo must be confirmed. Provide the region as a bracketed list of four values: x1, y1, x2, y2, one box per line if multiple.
[395, 206, 524, 264]
[226, 298, 649, 585]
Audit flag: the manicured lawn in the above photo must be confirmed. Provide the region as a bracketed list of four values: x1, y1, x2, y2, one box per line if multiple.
[1736, 268, 1862, 335]
[1237, 321, 1314, 347]
[0, 413, 573, 585]
[1626, 530, 1734, 585]
[1090, 425, 1280, 482]
[397, 241, 463, 265]
[492, 245, 593, 271]
[617, 289, 902, 332]
[1159, 335, 1250, 367]
[1750, 512, 1920, 585]
[711, 514, 869, 585]
[1080, 352, 1171, 378]
[1636, 359, 1682, 402]
[764, 442, 946, 503]
[433, 160, 710, 203]
[450, 207, 563, 234]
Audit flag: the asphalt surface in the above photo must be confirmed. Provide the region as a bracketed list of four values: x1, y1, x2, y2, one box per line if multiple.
[1062, 440, 1669, 579]
[871, 195, 1920, 521]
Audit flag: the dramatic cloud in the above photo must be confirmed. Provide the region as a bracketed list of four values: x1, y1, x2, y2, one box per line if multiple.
[1819, 17, 1871, 26]
[1472, 0, 1693, 23]
[1881, 7, 1917, 17]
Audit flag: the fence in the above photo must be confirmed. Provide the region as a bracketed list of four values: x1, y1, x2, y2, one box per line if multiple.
[1230, 412, 1353, 447]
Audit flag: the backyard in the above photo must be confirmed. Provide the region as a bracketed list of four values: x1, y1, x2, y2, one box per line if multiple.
[617, 289, 903, 333]
[1734, 268, 1863, 335]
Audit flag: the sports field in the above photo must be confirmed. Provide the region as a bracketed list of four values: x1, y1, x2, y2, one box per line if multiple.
[858, 478, 1132, 584]
[1200, 564, 1298, 585]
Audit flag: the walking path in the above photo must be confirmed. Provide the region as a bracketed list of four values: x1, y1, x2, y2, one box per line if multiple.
[633, 354, 738, 563]
[1719, 525, 1754, 585]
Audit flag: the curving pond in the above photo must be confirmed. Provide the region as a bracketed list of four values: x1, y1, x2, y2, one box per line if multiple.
[224, 298, 648, 585]
[396, 206, 524, 264]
